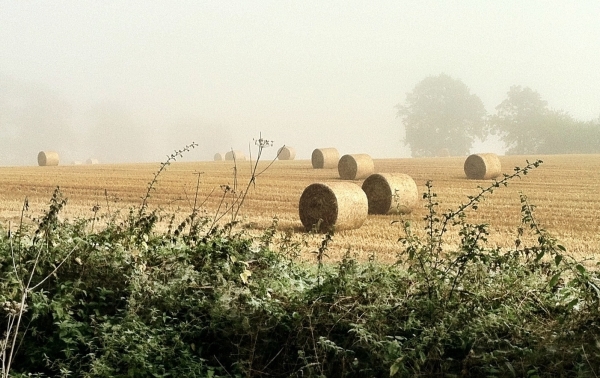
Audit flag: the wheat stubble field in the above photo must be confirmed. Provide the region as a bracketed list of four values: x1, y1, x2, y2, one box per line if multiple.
[1, 154, 599, 263]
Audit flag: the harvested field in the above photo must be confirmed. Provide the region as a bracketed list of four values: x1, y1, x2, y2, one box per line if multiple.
[1, 155, 599, 263]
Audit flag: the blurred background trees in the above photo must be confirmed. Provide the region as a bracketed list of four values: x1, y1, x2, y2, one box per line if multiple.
[398, 77, 600, 157]
[396, 73, 487, 157]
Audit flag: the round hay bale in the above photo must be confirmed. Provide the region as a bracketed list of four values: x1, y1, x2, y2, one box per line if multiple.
[311, 148, 339, 169]
[361, 173, 419, 214]
[299, 181, 368, 232]
[338, 154, 374, 180]
[214, 152, 224, 161]
[464, 153, 501, 179]
[72, 161, 83, 165]
[86, 158, 99, 165]
[225, 150, 246, 161]
[277, 146, 296, 160]
[37, 151, 59, 166]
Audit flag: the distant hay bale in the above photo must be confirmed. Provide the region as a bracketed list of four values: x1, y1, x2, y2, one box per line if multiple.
[225, 150, 247, 161]
[311, 148, 339, 169]
[338, 154, 374, 180]
[464, 153, 501, 179]
[361, 173, 419, 214]
[437, 148, 450, 157]
[37, 151, 59, 166]
[214, 152, 224, 161]
[277, 146, 296, 160]
[72, 161, 82, 165]
[86, 158, 99, 165]
[298, 182, 368, 232]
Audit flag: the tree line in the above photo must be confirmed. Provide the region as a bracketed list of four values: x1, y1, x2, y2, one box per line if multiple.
[397, 73, 600, 157]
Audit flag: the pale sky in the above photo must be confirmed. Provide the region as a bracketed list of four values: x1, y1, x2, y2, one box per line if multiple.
[1, 1, 599, 164]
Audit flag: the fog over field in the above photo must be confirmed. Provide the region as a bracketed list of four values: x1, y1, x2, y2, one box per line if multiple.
[1, 1, 599, 165]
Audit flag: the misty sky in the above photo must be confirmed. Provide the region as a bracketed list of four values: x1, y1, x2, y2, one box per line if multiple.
[1, 1, 599, 164]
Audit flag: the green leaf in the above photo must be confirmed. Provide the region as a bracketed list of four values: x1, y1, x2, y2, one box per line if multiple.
[240, 269, 252, 284]
[576, 264, 586, 275]
[505, 361, 516, 377]
[554, 255, 562, 266]
[567, 298, 579, 310]
[390, 358, 404, 376]
[549, 273, 561, 288]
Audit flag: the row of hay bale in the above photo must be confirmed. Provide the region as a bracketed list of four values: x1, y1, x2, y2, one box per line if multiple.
[311, 147, 375, 180]
[299, 152, 503, 232]
[214, 151, 247, 161]
[312, 147, 502, 181]
[37, 151, 100, 166]
[214, 146, 297, 162]
[299, 172, 419, 232]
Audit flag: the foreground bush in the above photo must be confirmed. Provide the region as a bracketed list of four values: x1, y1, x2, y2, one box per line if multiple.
[1, 160, 600, 377]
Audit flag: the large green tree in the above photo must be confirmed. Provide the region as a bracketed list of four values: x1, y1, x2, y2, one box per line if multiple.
[490, 85, 549, 155]
[396, 73, 487, 157]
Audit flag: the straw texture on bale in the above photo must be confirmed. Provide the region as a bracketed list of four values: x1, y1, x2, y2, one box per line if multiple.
[86, 158, 99, 165]
[277, 146, 296, 160]
[464, 153, 502, 179]
[361, 173, 419, 214]
[338, 154, 374, 180]
[37, 151, 59, 166]
[214, 153, 224, 161]
[298, 182, 368, 232]
[225, 150, 247, 161]
[311, 148, 339, 169]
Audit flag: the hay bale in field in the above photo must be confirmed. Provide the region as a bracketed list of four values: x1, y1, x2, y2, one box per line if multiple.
[338, 154, 374, 180]
[311, 148, 339, 169]
[225, 150, 246, 161]
[437, 148, 450, 157]
[299, 181, 368, 232]
[86, 158, 99, 165]
[361, 173, 418, 214]
[214, 152, 224, 161]
[277, 146, 296, 160]
[72, 161, 83, 165]
[464, 153, 501, 179]
[37, 151, 59, 166]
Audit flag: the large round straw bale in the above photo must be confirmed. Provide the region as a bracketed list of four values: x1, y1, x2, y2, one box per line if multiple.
[311, 148, 339, 169]
[37, 151, 59, 166]
[338, 154, 374, 180]
[277, 146, 296, 160]
[361, 173, 419, 214]
[464, 153, 502, 179]
[214, 152, 224, 161]
[86, 158, 99, 165]
[225, 150, 246, 161]
[299, 182, 368, 232]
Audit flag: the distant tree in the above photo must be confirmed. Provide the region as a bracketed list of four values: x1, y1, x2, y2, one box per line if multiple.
[396, 73, 487, 157]
[541, 112, 600, 154]
[490, 86, 550, 155]
[492, 86, 600, 155]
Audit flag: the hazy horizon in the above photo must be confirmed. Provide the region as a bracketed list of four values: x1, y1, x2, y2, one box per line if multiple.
[2, 1, 599, 165]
